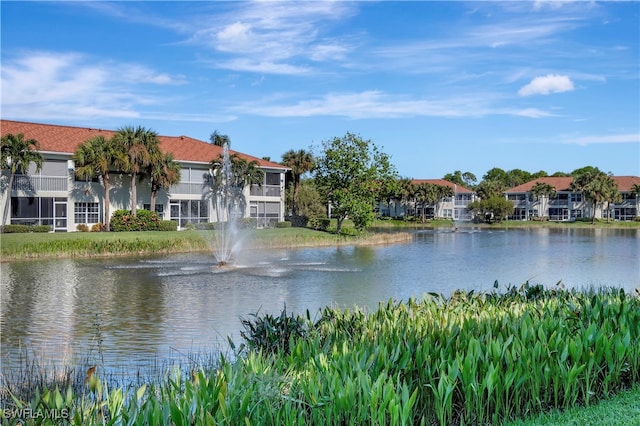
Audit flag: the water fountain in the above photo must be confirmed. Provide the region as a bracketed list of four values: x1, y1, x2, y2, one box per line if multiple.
[209, 143, 245, 267]
[453, 184, 459, 231]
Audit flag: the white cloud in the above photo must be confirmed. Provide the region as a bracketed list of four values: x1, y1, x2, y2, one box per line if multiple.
[563, 133, 640, 145]
[191, 1, 357, 74]
[230, 91, 551, 120]
[518, 74, 575, 96]
[1, 51, 186, 121]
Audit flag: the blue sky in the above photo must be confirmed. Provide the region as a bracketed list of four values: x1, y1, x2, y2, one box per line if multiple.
[2, 1, 639, 180]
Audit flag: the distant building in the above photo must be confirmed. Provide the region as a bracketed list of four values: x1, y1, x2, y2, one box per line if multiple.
[378, 179, 476, 221]
[504, 176, 640, 221]
[1, 120, 289, 231]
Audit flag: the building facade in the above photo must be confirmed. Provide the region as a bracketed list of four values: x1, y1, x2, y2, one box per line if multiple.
[1, 120, 289, 231]
[504, 176, 640, 221]
[378, 179, 476, 221]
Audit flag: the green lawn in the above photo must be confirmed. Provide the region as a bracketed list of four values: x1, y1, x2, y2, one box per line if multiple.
[0, 227, 412, 260]
[506, 384, 640, 426]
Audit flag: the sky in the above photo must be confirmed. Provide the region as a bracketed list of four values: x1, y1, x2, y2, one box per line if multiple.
[1, 1, 639, 180]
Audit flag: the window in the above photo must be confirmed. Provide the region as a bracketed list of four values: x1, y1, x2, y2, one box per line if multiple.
[170, 199, 209, 227]
[250, 201, 281, 227]
[571, 193, 582, 202]
[11, 197, 55, 226]
[265, 172, 280, 186]
[442, 209, 452, 218]
[74, 202, 99, 224]
[571, 209, 583, 219]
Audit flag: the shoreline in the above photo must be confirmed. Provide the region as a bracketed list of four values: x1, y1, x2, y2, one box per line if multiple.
[0, 229, 414, 262]
[1, 220, 638, 262]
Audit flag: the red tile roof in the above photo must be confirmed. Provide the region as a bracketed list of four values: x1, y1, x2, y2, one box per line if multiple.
[0, 120, 288, 170]
[412, 179, 474, 193]
[506, 176, 640, 193]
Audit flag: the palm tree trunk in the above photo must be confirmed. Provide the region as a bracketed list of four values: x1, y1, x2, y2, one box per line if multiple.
[150, 185, 157, 213]
[131, 172, 137, 217]
[292, 179, 300, 216]
[591, 201, 596, 224]
[104, 175, 111, 232]
[2, 172, 15, 228]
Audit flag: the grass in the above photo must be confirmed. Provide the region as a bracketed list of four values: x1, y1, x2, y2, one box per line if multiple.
[505, 383, 640, 426]
[0, 227, 413, 260]
[2, 286, 639, 425]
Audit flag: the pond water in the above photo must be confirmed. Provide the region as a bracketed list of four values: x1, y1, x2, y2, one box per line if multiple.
[1, 227, 639, 377]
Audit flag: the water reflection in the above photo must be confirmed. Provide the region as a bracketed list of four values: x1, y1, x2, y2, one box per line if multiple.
[1, 228, 638, 375]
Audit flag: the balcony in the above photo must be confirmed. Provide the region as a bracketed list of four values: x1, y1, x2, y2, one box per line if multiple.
[170, 181, 207, 195]
[12, 175, 68, 192]
[250, 185, 281, 197]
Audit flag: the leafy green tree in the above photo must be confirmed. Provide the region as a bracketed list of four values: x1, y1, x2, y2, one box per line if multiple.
[147, 152, 181, 213]
[73, 135, 126, 231]
[1, 133, 44, 228]
[210, 130, 230, 147]
[468, 196, 514, 223]
[286, 179, 326, 219]
[443, 171, 465, 187]
[631, 184, 640, 199]
[443, 171, 477, 188]
[530, 182, 556, 219]
[112, 126, 161, 217]
[314, 133, 397, 234]
[475, 179, 506, 200]
[282, 149, 314, 217]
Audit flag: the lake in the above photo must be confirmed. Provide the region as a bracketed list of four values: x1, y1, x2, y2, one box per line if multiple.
[1, 227, 639, 378]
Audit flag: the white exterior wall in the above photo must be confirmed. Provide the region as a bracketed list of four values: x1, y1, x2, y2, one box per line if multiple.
[1, 154, 287, 231]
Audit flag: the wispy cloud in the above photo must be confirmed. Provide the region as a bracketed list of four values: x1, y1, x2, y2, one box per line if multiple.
[189, 1, 358, 75]
[1, 51, 186, 121]
[518, 74, 575, 96]
[563, 133, 640, 145]
[230, 91, 552, 120]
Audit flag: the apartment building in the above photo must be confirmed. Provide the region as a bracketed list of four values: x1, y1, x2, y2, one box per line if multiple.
[1, 120, 289, 231]
[504, 176, 640, 221]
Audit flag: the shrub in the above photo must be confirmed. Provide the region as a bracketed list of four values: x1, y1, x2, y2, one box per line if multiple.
[158, 220, 178, 231]
[288, 215, 309, 227]
[76, 224, 90, 232]
[276, 221, 292, 228]
[2, 224, 51, 233]
[194, 222, 216, 230]
[308, 217, 330, 231]
[239, 306, 309, 355]
[110, 209, 161, 232]
[91, 223, 105, 232]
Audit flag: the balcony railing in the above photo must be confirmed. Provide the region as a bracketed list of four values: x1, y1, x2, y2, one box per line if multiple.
[250, 185, 281, 197]
[12, 175, 68, 192]
[170, 182, 208, 195]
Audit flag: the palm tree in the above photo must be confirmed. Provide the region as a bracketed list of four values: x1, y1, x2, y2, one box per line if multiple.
[1, 133, 44, 228]
[73, 135, 126, 231]
[112, 126, 160, 217]
[597, 175, 620, 223]
[147, 152, 181, 213]
[414, 183, 438, 223]
[281, 149, 314, 216]
[436, 184, 454, 219]
[400, 179, 416, 218]
[209, 153, 264, 218]
[530, 182, 556, 219]
[210, 131, 230, 147]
